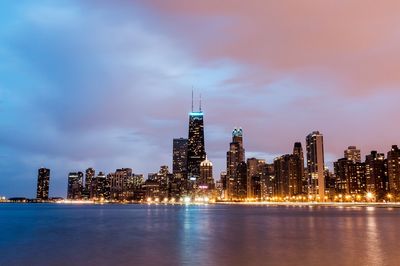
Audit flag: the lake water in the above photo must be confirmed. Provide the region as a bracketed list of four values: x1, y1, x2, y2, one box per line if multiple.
[0, 204, 399, 266]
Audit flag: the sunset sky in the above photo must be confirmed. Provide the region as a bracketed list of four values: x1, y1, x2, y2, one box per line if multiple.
[1, 0, 400, 197]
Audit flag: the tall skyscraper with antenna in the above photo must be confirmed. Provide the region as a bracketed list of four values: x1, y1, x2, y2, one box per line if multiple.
[187, 91, 206, 182]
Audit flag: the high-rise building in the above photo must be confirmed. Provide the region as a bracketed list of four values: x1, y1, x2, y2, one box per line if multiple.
[306, 131, 325, 200]
[235, 161, 248, 200]
[172, 138, 188, 178]
[187, 111, 206, 181]
[292, 142, 305, 195]
[91, 171, 109, 200]
[247, 158, 265, 199]
[199, 158, 214, 189]
[345, 146, 361, 163]
[273, 154, 303, 198]
[220, 171, 228, 199]
[110, 168, 133, 201]
[84, 168, 95, 199]
[387, 145, 400, 196]
[226, 128, 245, 199]
[365, 151, 387, 200]
[36, 168, 50, 200]
[261, 163, 275, 199]
[67, 172, 83, 199]
[334, 158, 366, 195]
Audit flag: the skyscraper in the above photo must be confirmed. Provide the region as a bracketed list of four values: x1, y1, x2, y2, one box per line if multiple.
[293, 142, 305, 194]
[365, 151, 387, 200]
[387, 145, 400, 196]
[36, 168, 50, 200]
[247, 158, 265, 199]
[306, 131, 325, 200]
[172, 138, 188, 178]
[273, 154, 303, 198]
[226, 128, 245, 199]
[67, 172, 83, 199]
[84, 168, 95, 199]
[187, 111, 206, 181]
[199, 157, 214, 189]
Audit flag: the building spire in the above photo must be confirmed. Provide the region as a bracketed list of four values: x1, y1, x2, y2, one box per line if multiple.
[191, 87, 194, 112]
[199, 93, 202, 112]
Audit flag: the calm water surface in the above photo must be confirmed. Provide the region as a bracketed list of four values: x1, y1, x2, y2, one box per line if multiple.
[0, 204, 399, 266]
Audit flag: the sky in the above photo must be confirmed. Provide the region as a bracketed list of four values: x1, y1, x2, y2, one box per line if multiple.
[1, 0, 400, 197]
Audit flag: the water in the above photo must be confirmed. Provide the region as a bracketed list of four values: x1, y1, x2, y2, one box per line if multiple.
[0, 204, 399, 266]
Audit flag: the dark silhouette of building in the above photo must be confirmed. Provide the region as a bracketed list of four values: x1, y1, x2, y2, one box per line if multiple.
[36, 168, 50, 200]
[226, 128, 245, 199]
[293, 142, 306, 194]
[387, 145, 400, 197]
[306, 131, 325, 200]
[67, 172, 83, 199]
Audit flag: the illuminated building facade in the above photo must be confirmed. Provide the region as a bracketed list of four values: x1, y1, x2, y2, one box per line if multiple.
[67, 172, 83, 199]
[226, 128, 245, 199]
[293, 142, 306, 194]
[36, 168, 50, 200]
[187, 112, 206, 181]
[172, 138, 188, 179]
[345, 146, 361, 163]
[247, 158, 265, 199]
[365, 151, 387, 200]
[306, 131, 325, 200]
[83, 168, 95, 199]
[199, 158, 214, 189]
[387, 145, 400, 196]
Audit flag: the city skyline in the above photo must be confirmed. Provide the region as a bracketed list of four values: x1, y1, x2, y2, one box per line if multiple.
[2, 1, 400, 197]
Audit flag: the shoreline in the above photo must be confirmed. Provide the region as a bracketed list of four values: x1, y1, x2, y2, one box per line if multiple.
[1, 201, 400, 208]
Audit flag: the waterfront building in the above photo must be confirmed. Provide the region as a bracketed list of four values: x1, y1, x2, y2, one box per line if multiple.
[110, 168, 133, 201]
[36, 168, 50, 200]
[187, 108, 206, 182]
[273, 154, 303, 198]
[387, 145, 400, 196]
[365, 151, 388, 200]
[334, 158, 366, 195]
[67, 172, 83, 199]
[293, 142, 306, 194]
[235, 161, 248, 200]
[261, 163, 275, 199]
[199, 157, 214, 189]
[91, 171, 109, 200]
[220, 172, 228, 199]
[172, 138, 188, 179]
[83, 168, 95, 199]
[247, 158, 265, 200]
[226, 128, 245, 200]
[306, 131, 325, 200]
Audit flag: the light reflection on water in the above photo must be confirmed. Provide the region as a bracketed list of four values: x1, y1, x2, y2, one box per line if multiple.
[0, 204, 399, 266]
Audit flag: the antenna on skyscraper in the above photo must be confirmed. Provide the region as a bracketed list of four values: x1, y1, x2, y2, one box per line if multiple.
[199, 93, 202, 112]
[191, 87, 194, 112]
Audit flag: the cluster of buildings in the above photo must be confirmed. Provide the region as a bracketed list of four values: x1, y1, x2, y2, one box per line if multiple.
[35, 100, 400, 203]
